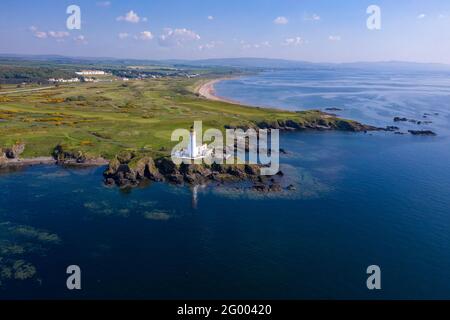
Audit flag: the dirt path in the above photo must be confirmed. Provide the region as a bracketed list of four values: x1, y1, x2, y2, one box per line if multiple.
[0, 86, 55, 95]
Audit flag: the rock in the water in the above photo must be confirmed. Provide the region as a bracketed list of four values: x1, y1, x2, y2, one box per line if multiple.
[386, 126, 400, 132]
[269, 183, 282, 192]
[408, 130, 437, 136]
[253, 183, 269, 192]
[167, 173, 184, 184]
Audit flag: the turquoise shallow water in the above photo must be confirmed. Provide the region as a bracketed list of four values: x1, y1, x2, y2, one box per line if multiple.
[1, 68, 450, 299]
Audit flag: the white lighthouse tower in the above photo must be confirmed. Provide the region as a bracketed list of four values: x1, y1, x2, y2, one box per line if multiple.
[172, 123, 213, 161]
[188, 127, 197, 158]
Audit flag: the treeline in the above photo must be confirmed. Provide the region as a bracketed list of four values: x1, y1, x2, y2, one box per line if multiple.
[0, 65, 76, 84]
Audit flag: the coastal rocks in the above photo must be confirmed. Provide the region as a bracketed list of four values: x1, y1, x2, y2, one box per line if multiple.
[3, 143, 25, 159]
[0, 150, 7, 164]
[254, 115, 377, 133]
[385, 126, 400, 132]
[325, 107, 343, 111]
[52, 145, 108, 165]
[155, 157, 178, 175]
[287, 184, 296, 191]
[332, 119, 374, 132]
[179, 163, 212, 184]
[227, 111, 378, 134]
[408, 130, 437, 136]
[105, 154, 163, 187]
[393, 117, 409, 122]
[130, 156, 162, 181]
[393, 117, 425, 125]
[103, 154, 283, 193]
[0, 143, 26, 166]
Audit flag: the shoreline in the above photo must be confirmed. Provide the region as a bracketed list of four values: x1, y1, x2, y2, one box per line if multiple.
[197, 77, 244, 105]
[0, 157, 109, 168]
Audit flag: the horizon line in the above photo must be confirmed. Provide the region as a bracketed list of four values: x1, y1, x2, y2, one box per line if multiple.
[0, 53, 449, 67]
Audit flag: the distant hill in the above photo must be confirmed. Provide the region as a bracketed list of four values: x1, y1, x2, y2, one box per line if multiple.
[164, 58, 316, 69]
[169, 58, 450, 71]
[1, 54, 450, 71]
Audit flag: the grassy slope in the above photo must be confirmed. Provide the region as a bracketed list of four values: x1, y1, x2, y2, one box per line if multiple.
[0, 77, 347, 159]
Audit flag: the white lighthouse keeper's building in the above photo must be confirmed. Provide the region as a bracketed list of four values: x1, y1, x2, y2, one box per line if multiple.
[174, 126, 212, 161]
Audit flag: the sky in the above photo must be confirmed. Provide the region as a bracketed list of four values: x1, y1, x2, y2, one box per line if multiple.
[0, 0, 450, 63]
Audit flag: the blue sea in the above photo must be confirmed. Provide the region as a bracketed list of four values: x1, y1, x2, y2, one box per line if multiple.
[1, 68, 450, 299]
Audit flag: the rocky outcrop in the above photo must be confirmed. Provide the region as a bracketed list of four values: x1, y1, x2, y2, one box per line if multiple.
[103, 154, 284, 192]
[394, 117, 423, 125]
[3, 143, 25, 159]
[0, 150, 7, 165]
[385, 126, 400, 132]
[408, 130, 437, 136]
[254, 115, 378, 133]
[104, 155, 163, 187]
[52, 144, 108, 165]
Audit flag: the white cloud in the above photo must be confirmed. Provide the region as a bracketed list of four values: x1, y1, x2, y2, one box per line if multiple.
[74, 35, 88, 44]
[158, 28, 200, 47]
[118, 32, 129, 39]
[274, 16, 288, 25]
[199, 40, 223, 50]
[30, 26, 47, 39]
[48, 31, 70, 39]
[328, 35, 341, 41]
[137, 31, 154, 41]
[34, 31, 47, 39]
[417, 13, 426, 19]
[438, 13, 446, 19]
[283, 37, 304, 46]
[117, 10, 141, 23]
[30, 27, 70, 40]
[207, 15, 214, 20]
[240, 40, 271, 49]
[96, 1, 111, 7]
[304, 13, 321, 21]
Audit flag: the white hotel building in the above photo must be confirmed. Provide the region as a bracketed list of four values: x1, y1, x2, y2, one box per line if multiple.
[75, 70, 106, 76]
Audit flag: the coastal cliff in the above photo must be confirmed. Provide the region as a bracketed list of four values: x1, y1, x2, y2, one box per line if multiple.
[102, 151, 288, 192]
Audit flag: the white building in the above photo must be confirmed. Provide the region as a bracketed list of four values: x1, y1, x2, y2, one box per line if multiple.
[173, 128, 213, 160]
[49, 78, 80, 83]
[75, 70, 106, 76]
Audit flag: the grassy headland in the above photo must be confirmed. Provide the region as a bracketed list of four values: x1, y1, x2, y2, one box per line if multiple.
[0, 76, 373, 160]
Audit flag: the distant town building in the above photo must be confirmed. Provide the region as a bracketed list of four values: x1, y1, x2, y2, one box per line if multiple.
[48, 78, 80, 83]
[75, 70, 106, 76]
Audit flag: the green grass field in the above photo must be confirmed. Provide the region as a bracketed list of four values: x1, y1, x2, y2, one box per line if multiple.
[0, 77, 344, 159]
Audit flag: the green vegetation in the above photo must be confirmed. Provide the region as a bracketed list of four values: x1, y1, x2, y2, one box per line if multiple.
[0, 65, 76, 84]
[0, 76, 359, 159]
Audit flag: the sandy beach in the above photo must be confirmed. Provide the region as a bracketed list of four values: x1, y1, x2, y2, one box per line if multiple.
[197, 78, 242, 105]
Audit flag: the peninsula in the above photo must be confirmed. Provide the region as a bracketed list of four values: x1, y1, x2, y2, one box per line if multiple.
[0, 69, 377, 190]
